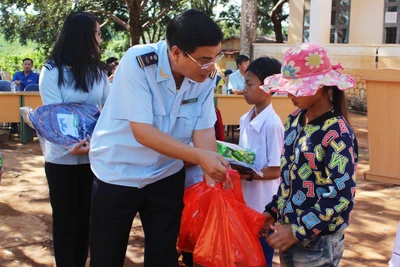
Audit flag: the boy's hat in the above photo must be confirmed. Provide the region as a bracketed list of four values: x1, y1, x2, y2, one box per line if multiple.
[261, 42, 355, 96]
[224, 69, 233, 76]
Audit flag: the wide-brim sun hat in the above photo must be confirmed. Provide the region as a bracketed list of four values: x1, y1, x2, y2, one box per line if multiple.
[260, 42, 356, 97]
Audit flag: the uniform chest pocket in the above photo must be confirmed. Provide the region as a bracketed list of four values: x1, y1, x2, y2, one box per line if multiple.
[152, 102, 166, 132]
[173, 103, 202, 142]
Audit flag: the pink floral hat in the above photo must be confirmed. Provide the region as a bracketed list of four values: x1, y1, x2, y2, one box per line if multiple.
[261, 42, 356, 96]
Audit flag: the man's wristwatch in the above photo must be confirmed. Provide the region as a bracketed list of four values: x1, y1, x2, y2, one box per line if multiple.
[246, 173, 254, 181]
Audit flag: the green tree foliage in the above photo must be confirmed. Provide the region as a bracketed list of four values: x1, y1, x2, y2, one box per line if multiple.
[0, 0, 186, 55]
[0, 0, 72, 54]
[220, 0, 289, 42]
[0, 0, 289, 73]
[218, 3, 241, 37]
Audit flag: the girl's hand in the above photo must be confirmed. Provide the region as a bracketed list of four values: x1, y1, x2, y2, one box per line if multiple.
[70, 135, 91, 155]
[259, 211, 276, 238]
[266, 224, 298, 252]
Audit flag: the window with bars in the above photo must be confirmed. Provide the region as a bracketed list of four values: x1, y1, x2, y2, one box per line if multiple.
[331, 0, 351, 43]
[303, 0, 311, 42]
[383, 0, 400, 43]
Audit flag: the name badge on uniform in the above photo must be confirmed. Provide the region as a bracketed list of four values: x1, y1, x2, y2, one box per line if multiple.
[181, 98, 198, 105]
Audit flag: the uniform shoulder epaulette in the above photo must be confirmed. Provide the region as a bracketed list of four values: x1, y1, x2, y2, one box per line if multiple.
[209, 70, 217, 79]
[136, 52, 158, 68]
[44, 61, 56, 70]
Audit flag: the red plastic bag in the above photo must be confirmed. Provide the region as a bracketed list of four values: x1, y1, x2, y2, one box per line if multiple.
[178, 170, 246, 252]
[193, 170, 267, 267]
[178, 181, 213, 252]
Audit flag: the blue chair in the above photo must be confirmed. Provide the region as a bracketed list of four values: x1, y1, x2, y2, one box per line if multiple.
[24, 84, 39, 91]
[0, 81, 16, 139]
[0, 80, 11, 91]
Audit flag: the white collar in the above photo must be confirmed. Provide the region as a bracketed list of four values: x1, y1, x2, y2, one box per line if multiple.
[242, 104, 274, 133]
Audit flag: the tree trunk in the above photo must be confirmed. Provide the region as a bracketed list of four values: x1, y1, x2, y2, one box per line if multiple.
[129, 11, 142, 45]
[271, 0, 288, 43]
[126, 0, 142, 46]
[271, 15, 284, 43]
[240, 0, 257, 59]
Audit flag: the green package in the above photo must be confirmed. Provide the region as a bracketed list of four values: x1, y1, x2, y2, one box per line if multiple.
[217, 141, 255, 164]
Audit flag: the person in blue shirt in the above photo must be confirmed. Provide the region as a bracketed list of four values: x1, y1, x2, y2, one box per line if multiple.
[228, 54, 250, 95]
[12, 58, 39, 91]
[89, 9, 229, 267]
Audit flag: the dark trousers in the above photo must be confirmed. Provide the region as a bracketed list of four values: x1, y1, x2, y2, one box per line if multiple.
[89, 168, 186, 267]
[44, 162, 94, 267]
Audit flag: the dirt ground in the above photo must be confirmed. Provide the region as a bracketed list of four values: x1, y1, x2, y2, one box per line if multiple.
[0, 111, 399, 267]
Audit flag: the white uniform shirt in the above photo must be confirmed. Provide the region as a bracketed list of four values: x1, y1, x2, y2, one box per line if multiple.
[228, 70, 245, 91]
[89, 41, 217, 188]
[39, 65, 110, 165]
[239, 104, 284, 213]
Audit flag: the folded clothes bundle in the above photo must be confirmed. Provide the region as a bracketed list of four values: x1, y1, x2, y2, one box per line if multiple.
[20, 103, 100, 161]
[217, 140, 255, 164]
[22, 103, 100, 146]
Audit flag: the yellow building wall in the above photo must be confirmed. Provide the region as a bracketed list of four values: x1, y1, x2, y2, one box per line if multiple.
[221, 38, 240, 50]
[288, 0, 305, 44]
[219, 38, 241, 71]
[349, 0, 384, 44]
[218, 54, 238, 72]
[288, 0, 386, 45]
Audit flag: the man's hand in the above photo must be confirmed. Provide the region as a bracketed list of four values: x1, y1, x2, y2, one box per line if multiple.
[14, 80, 21, 85]
[259, 211, 276, 238]
[266, 224, 298, 252]
[70, 136, 91, 155]
[197, 150, 229, 182]
[192, 128, 229, 183]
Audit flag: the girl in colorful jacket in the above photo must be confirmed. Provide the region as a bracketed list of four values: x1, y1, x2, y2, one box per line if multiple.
[260, 42, 358, 267]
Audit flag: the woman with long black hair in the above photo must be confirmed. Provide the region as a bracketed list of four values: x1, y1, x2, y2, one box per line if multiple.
[39, 11, 110, 266]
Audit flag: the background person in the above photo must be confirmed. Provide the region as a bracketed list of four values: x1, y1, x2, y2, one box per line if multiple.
[106, 56, 119, 82]
[12, 58, 39, 91]
[228, 55, 250, 95]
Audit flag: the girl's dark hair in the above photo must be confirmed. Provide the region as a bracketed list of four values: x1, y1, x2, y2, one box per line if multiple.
[325, 86, 350, 123]
[50, 11, 106, 92]
[246, 56, 281, 83]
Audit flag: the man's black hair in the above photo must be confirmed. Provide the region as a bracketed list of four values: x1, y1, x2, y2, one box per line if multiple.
[166, 9, 223, 54]
[235, 55, 250, 67]
[22, 58, 33, 64]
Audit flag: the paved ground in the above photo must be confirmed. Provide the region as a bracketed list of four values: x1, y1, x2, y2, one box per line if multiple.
[0, 111, 398, 266]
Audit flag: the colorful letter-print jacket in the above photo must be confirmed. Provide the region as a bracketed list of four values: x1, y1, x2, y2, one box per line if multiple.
[265, 109, 358, 242]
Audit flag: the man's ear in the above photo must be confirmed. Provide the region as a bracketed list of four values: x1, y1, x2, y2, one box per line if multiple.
[170, 45, 183, 63]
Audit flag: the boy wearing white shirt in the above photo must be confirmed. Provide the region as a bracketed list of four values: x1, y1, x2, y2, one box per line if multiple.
[239, 57, 284, 267]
